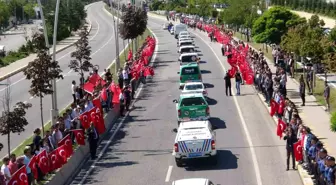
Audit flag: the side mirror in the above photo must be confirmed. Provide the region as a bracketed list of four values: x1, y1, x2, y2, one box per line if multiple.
[172, 128, 178, 133]
[173, 99, 178, 103]
[177, 71, 180, 74]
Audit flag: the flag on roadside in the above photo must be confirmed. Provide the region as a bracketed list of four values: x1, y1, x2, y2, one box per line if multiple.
[58, 134, 73, 157]
[276, 118, 286, 139]
[72, 129, 86, 145]
[8, 166, 28, 185]
[294, 141, 303, 161]
[79, 111, 91, 129]
[28, 155, 38, 179]
[37, 150, 49, 174]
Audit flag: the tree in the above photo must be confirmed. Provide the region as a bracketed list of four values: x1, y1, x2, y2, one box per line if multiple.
[24, 33, 63, 137]
[252, 6, 305, 44]
[69, 26, 92, 85]
[0, 1, 10, 29]
[0, 79, 31, 156]
[119, 5, 148, 40]
[329, 26, 336, 44]
[23, 2, 36, 19]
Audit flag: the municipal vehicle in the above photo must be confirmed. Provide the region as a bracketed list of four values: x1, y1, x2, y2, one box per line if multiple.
[178, 53, 199, 66]
[182, 82, 208, 98]
[173, 121, 217, 167]
[178, 45, 195, 55]
[174, 24, 188, 39]
[179, 35, 192, 40]
[178, 63, 202, 89]
[178, 40, 194, 47]
[172, 178, 215, 185]
[173, 93, 209, 123]
[178, 31, 190, 38]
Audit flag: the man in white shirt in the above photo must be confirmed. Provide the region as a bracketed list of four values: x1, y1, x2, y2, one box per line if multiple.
[71, 81, 77, 104]
[52, 124, 63, 147]
[1, 157, 11, 184]
[122, 68, 129, 85]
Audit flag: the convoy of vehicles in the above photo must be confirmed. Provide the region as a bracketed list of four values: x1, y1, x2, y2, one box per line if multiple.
[178, 45, 196, 54]
[178, 63, 202, 89]
[174, 24, 188, 39]
[178, 53, 199, 66]
[182, 82, 208, 98]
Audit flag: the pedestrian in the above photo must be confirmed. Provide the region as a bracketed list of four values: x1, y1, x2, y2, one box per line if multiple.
[324, 82, 330, 112]
[299, 75, 305, 106]
[32, 128, 42, 154]
[119, 89, 125, 117]
[104, 68, 112, 82]
[284, 128, 297, 171]
[224, 71, 232, 96]
[122, 65, 129, 86]
[8, 154, 18, 175]
[123, 86, 131, 111]
[1, 157, 11, 184]
[317, 148, 328, 185]
[52, 124, 63, 147]
[221, 43, 225, 56]
[87, 122, 99, 160]
[118, 68, 124, 89]
[23, 148, 33, 185]
[71, 80, 77, 104]
[45, 130, 55, 151]
[235, 71, 242, 95]
[325, 156, 336, 185]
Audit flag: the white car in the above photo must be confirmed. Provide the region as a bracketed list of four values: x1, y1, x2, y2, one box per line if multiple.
[178, 31, 190, 38]
[178, 40, 194, 47]
[163, 23, 169, 30]
[179, 35, 192, 40]
[178, 52, 199, 66]
[170, 26, 175, 35]
[178, 45, 196, 54]
[173, 121, 217, 167]
[182, 82, 207, 97]
[172, 178, 215, 185]
[177, 38, 194, 46]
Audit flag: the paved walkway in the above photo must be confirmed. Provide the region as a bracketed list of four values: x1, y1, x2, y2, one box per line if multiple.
[148, 12, 336, 185]
[0, 22, 91, 81]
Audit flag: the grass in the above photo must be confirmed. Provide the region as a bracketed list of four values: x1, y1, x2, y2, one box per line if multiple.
[233, 31, 336, 117]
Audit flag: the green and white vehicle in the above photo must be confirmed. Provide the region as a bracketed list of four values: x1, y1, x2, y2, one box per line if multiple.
[178, 63, 202, 89]
[173, 93, 210, 125]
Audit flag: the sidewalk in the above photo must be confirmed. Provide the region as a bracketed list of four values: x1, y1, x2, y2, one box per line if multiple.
[0, 22, 92, 81]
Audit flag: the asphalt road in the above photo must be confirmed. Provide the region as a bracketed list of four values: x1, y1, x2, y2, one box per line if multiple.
[0, 1, 126, 157]
[68, 16, 304, 185]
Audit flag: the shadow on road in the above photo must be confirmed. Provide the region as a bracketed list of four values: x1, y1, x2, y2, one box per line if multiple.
[184, 150, 238, 171]
[209, 117, 226, 129]
[201, 70, 211, 74]
[206, 97, 217, 105]
[204, 83, 214, 88]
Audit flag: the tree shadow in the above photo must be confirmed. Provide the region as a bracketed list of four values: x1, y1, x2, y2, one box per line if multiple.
[198, 53, 203, 56]
[209, 117, 226, 129]
[199, 61, 207, 64]
[206, 97, 217, 105]
[184, 150, 238, 170]
[201, 70, 211, 74]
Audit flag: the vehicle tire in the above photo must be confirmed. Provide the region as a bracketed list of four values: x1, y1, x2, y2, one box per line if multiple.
[210, 156, 217, 165]
[177, 121, 181, 127]
[175, 158, 183, 167]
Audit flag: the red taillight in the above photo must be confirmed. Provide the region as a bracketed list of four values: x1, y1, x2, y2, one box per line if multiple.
[174, 143, 179, 152]
[211, 140, 215, 150]
[198, 74, 201, 79]
[206, 107, 209, 115]
[180, 76, 182, 80]
[178, 109, 181, 116]
[203, 90, 207, 95]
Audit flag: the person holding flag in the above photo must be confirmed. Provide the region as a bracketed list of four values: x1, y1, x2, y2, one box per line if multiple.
[87, 122, 99, 160]
[284, 128, 298, 171]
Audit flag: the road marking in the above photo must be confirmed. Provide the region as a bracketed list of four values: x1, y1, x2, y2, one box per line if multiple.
[76, 18, 160, 185]
[29, 97, 33, 100]
[165, 165, 173, 182]
[191, 31, 263, 185]
[0, 9, 100, 92]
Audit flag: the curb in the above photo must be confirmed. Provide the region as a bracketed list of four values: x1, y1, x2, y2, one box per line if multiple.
[0, 22, 93, 82]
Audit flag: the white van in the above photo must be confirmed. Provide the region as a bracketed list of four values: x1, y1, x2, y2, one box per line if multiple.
[174, 24, 188, 39]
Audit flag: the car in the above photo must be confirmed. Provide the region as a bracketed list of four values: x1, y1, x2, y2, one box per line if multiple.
[178, 45, 196, 55]
[178, 52, 199, 66]
[182, 82, 207, 97]
[174, 24, 188, 39]
[178, 31, 190, 38]
[172, 178, 215, 185]
[173, 93, 209, 124]
[170, 26, 175, 35]
[178, 63, 202, 89]
[163, 23, 169, 30]
[173, 121, 217, 167]
[178, 40, 194, 47]
[177, 38, 194, 46]
[179, 35, 192, 40]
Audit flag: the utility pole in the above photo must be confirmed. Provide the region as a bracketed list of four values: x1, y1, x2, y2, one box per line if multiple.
[50, 0, 61, 125]
[132, 0, 138, 53]
[109, 0, 120, 75]
[116, 0, 120, 69]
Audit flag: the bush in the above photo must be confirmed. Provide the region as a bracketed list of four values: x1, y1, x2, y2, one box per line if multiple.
[331, 112, 336, 132]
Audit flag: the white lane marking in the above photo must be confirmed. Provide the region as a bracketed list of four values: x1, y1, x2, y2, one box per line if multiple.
[192, 31, 263, 185]
[0, 11, 100, 92]
[77, 27, 159, 185]
[165, 165, 173, 182]
[29, 97, 33, 100]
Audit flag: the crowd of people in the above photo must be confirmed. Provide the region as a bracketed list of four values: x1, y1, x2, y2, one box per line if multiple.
[190, 21, 336, 185]
[0, 36, 156, 185]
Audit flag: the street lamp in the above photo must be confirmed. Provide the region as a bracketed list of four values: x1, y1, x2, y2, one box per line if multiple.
[108, 0, 121, 75]
[36, 0, 60, 125]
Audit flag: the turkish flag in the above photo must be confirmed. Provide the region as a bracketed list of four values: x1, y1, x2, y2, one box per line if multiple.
[294, 141, 303, 161]
[56, 145, 68, 164]
[72, 129, 85, 145]
[28, 155, 38, 179]
[245, 74, 254, 85]
[83, 82, 94, 94]
[58, 134, 73, 157]
[93, 98, 103, 117]
[278, 98, 285, 115]
[270, 99, 279, 116]
[48, 149, 63, 171]
[8, 166, 28, 185]
[100, 87, 108, 101]
[127, 50, 133, 61]
[276, 118, 287, 139]
[37, 150, 49, 174]
[94, 107, 105, 134]
[79, 111, 91, 129]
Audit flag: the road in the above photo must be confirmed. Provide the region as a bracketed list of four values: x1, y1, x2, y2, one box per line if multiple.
[0, 1, 126, 157]
[68, 16, 304, 185]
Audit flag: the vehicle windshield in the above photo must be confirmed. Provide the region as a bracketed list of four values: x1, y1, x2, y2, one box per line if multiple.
[180, 97, 206, 106]
[181, 48, 194, 53]
[181, 55, 197, 62]
[185, 84, 203, 90]
[181, 67, 199, 75]
[181, 42, 192, 46]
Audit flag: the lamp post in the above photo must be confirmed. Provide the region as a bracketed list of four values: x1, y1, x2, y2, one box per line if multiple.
[108, 0, 120, 75]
